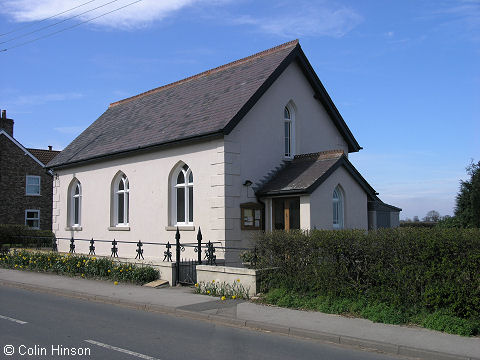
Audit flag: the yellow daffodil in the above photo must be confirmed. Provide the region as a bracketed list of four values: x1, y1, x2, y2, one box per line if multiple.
[195, 283, 199, 288]
[212, 280, 215, 283]
[236, 279, 240, 282]
[232, 295, 236, 299]
[114, 281, 118, 285]
[108, 269, 111, 273]
[81, 274, 85, 278]
[207, 290, 210, 294]
[221, 296, 226, 301]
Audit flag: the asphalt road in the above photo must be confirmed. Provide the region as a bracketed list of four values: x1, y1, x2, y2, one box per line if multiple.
[0, 285, 406, 360]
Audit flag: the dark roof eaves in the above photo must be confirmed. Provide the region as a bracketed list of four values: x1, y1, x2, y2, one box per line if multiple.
[257, 189, 309, 197]
[47, 130, 224, 170]
[338, 156, 378, 198]
[295, 47, 362, 153]
[302, 155, 378, 197]
[223, 43, 300, 135]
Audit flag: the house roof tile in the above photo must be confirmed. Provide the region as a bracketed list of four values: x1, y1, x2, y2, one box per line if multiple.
[27, 148, 60, 166]
[48, 40, 300, 168]
[48, 40, 361, 169]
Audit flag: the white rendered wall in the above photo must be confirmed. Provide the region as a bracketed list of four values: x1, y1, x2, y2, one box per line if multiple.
[309, 166, 368, 230]
[223, 61, 350, 248]
[52, 138, 227, 260]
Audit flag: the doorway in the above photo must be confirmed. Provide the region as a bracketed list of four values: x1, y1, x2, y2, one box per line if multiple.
[273, 197, 300, 230]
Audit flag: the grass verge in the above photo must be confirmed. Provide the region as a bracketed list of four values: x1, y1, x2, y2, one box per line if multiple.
[261, 288, 480, 337]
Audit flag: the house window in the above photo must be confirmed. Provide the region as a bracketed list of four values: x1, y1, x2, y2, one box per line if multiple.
[333, 186, 344, 229]
[284, 105, 295, 158]
[26, 176, 40, 195]
[25, 210, 40, 229]
[173, 164, 193, 225]
[113, 173, 129, 226]
[241, 202, 263, 230]
[69, 180, 81, 227]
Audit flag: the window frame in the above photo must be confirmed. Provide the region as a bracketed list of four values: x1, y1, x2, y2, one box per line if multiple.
[240, 202, 263, 230]
[172, 164, 194, 226]
[284, 105, 295, 159]
[333, 186, 344, 229]
[25, 209, 40, 229]
[113, 174, 129, 227]
[70, 181, 82, 227]
[25, 175, 41, 196]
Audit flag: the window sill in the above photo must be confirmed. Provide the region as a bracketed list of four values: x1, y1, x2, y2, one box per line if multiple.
[65, 226, 82, 231]
[165, 226, 195, 231]
[25, 194, 41, 197]
[108, 226, 130, 231]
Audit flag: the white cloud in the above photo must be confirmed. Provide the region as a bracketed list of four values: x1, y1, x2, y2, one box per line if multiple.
[53, 126, 84, 135]
[11, 92, 83, 106]
[0, 0, 217, 29]
[233, 3, 363, 38]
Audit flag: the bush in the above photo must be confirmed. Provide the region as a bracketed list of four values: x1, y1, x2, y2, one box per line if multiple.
[260, 287, 480, 336]
[0, 250, 159, 285]
[248, 228, 480, 319]
[0, 224, 55, 248]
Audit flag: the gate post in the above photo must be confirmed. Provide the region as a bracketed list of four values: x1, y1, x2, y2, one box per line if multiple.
[197, 227, 202, 265]
[175, 227, 180, 285]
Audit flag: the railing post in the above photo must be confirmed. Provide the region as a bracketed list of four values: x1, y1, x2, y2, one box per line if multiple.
[111, 239, 118, 257]
[69, 237, 75, 253]
[175, 227, 180, 285]
[52, 235, 57, 252]
[89, 238, 95, 255]
[197, 227, 202, 265]
[135, 240, 144, 260]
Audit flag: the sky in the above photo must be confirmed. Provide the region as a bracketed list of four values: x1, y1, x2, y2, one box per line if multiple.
[0, 0, 479, 220]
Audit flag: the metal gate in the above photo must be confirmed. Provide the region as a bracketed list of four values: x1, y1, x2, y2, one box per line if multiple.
[178, 259, 198, 285]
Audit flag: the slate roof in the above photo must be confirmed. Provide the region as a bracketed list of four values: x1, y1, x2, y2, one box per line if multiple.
[27, 148, 60, 166]
[48, 40, 360, 169]
[256, 150, 377, 198]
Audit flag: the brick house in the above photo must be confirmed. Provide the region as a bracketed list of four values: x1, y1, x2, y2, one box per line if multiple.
[0, 109, 60, 230]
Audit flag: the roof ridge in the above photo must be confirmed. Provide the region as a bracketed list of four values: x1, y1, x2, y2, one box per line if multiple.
[27, 147, 60, 152]
[109, 39, 299, 108]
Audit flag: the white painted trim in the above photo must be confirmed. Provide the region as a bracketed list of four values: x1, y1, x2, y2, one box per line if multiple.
[0, 130, 47, 168]
[171, 163, 194, 226]
[25, 209, 40, 229]
[25, 175, 41, 196]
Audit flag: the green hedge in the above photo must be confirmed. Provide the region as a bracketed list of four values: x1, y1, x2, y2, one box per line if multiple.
[0, 225, 55, 248]
[0, 250, 159, 284]
[249, 228, 480, 319]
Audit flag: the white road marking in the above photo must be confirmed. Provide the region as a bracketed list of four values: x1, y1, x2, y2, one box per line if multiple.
[84, 340, 161, 360]
[0, 314, 27, 324]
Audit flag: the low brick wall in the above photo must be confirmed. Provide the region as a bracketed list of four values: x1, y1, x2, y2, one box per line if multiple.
[196, 265, 267, 296]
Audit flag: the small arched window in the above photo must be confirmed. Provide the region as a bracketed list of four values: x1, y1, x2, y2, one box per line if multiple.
[284, 105, 295, 158]
[68, 179, 81, 227]
[333, 186, 344, 229]
[173, 164, 193, 225]
[113, 173, 129, 226]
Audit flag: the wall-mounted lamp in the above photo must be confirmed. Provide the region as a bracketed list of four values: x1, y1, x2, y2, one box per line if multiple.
[243, 180, 253, 187]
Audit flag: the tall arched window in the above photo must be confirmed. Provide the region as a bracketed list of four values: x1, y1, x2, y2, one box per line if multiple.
[284, 105, 295, 158]
[333, 186, 344, 229]
[173, 164, 193, 225]
[68, 179, 81, 227]
[113, 173, 129, 226]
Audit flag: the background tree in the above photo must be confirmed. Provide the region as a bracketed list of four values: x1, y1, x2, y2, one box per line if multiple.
[453, 160, 480, 228]
[423, 210, 440, 222]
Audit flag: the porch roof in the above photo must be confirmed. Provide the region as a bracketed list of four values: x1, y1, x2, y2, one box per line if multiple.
[256, 150, 378, 198]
